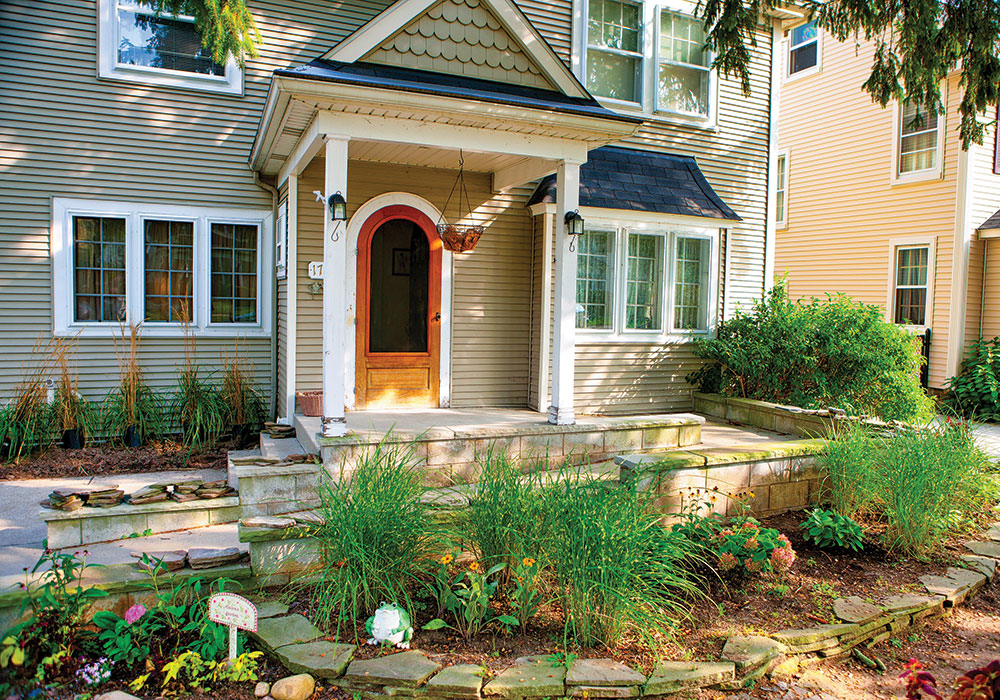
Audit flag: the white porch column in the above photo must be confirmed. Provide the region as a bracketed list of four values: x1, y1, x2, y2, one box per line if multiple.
[548, 160, 581, 425]
[322, 136, 350, 437]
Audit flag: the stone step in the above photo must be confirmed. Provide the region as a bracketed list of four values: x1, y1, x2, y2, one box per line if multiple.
[260, 432, 308, 462]
[40, 496, 240, 549]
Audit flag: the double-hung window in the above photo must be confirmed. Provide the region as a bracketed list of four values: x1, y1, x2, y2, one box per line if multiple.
[581, 0, 715, 122]
[575, 223, 717, 337]
[897, 101, 941, 177]
[98, 0, 243, 94]
[52, 199, 272, 337]
[775, 150, 788, 228]
[893, 246, 929, 326]
[787, 21, 819, 76]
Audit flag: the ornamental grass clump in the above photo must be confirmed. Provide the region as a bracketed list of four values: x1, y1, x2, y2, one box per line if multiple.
[312, 438, 433, 637]
[688, 280, 933, 422]
[52, 338, 93, 449]
[219, 343, 265, 440]
[103, 324, 163, 446]
[0, 338, 57, 462]
[539, 473, 701, 648]
[172, 321, 225, 447]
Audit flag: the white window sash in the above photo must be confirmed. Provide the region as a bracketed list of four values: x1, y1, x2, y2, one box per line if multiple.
[51, 198, 272, 338]
[891, 99, 945, 183]
[885, 238, 936, 328]
[775, 150, 788, 228]
[668, 230, 715, 333]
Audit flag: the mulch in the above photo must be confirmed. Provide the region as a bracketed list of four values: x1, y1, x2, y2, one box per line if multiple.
[0, 439, 233, 480]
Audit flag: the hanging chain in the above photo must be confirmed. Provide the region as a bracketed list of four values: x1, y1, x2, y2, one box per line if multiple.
[438, 149, 474, 227]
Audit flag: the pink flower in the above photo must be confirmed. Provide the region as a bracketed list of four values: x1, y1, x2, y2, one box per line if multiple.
[718, 552, 738, 571]
[744, 536, 759, 550]
[770, 544, 797, 573]
[745, 558, 763, 572]
[124, 603, 146, 625]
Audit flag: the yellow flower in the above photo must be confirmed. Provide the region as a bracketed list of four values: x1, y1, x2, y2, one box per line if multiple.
[522, 557, 536, 567]
[516, 576, 525, 583]
[441, 553, 454, 565]
[469, 561, 481, 572]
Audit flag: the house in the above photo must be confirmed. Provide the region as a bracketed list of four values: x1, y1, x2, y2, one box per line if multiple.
[0, 0, 784, 448]
[773, 18, 1000, 392]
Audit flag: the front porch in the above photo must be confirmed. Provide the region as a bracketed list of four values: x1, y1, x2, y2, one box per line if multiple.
[295, 408, 705, 482]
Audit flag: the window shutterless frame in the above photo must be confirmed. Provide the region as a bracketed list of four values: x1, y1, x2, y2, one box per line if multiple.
[884, 235, 936, 330]
[51, 198, 272, 338]
[667, 230, 715, 333]
[890, 99, 945, 184]
[785, 20, 820, 79]
[97, 0, 243, 95]
[654, 8, 714, 121]
[775, 149, 788, 229]
[584, 0, 645, 106]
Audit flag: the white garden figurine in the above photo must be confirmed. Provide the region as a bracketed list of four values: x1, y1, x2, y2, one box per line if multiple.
[365, 602, 414, 649]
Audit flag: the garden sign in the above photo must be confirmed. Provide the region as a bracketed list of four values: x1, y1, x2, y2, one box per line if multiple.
[208, 592, 258, 660]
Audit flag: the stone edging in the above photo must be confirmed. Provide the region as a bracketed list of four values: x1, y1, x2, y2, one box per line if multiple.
[253, 524, 1000, 697]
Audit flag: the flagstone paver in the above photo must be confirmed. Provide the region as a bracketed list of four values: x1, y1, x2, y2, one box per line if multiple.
[251, 614, 325, 651]
[345, 650, 442, 688]
[566, 658, 645, 687]
[880, 593, 939, 614]
[425, 664, 485, 697]
[644, 661, 735, 694]
[965, 540, 1000, 559]
[832, 597, 882, 625]
[721, 635, 785, 670]
[273, 640, 355, 678]
[961, 554, 997, 580]
[482, 656, 566, 698]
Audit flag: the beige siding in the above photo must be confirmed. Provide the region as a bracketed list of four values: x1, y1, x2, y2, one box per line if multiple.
[295, 159, 536, 408]
[0, 0, 390, 402]
[516, 0, 573, 63]
[970, 123, 1000, 341]
[775, 34, 962, 389]
[365, 0, 555, 89]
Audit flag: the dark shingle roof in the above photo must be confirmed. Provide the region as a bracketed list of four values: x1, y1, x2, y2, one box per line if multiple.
[980, 208, 1000, 231]
[273, 60, 641, 124]
[528, 146, 741, 221]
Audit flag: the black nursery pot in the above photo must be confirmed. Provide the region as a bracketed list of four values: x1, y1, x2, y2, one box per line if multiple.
[62, 428, 84, 450]
[232, 423, 255, 445]
[123, 425, 142, 448]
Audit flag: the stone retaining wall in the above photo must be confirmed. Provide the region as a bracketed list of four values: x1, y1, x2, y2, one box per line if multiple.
[693, 393, 886, 437]
[615, 439, 828, 518]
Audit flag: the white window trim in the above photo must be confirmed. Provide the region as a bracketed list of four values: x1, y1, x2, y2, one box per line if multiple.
[782, 19, 822, 83]
[885, 235, 936, 329]
[97, 0, 243, 95]
[52, 197, 272, 338]
[891, 100, 946, 185]
[573, 0, 718, 128]
[775, 148, 789, 229]
[573, 209, 720, 343]
[275, 200, 288, 280]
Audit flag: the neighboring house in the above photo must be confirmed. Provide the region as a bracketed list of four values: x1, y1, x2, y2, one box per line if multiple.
[0, 0, 786, 434]
[773, 18, 1000, 392]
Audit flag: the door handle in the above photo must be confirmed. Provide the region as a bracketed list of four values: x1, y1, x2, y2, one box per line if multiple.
[433, 312, 441, 322]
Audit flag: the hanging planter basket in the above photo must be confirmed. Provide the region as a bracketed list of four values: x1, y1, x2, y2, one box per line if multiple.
[437, 150, 484, 254]
[437, 223, 484, 253]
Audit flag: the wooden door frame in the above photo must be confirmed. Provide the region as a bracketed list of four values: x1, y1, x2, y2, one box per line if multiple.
[355, 204, 442, 409]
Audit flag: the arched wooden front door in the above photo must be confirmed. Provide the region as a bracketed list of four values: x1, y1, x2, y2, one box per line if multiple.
[355, 205, 441, 409]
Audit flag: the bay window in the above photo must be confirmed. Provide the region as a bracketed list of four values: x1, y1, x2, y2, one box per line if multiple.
[52, 199, 272, 337]
[576, 222, 717, 337]
[580, 0, 715, 122]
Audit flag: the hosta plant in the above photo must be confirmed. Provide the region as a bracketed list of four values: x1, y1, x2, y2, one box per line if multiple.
[800, 508, 864, 552]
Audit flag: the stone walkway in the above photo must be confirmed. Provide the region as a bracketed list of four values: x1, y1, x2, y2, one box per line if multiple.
[972, 420, 1000, 457]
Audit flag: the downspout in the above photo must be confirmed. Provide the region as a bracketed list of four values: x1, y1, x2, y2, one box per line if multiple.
[255, 170, 280, 420]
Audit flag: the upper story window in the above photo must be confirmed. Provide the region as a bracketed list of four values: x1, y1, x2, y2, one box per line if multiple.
[787, 21, 818, 76]
[898, 101, 940, 176]
[52, 199, 273, 338]
[579, 0, 716, 124]
[575, 221, 718, 338]
[98, 0, 243, 95]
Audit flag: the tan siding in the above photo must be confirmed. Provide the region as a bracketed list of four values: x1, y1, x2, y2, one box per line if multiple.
[775, 35, 962, 389]
[971, 124, 1000, 341]
[365, 0, 555, 89]
[295, 159, 535, 408]
[0, 0, 389, 402]
[515, 0, 573, 64]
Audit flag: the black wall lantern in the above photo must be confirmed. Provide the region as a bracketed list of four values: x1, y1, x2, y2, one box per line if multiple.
[564, 209, 585, 236]
[328, 192, 347, 221]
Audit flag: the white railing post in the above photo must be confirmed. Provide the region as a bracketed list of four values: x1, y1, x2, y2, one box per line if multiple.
[548, 160, 581, 425]
[322, 136, 349, 438]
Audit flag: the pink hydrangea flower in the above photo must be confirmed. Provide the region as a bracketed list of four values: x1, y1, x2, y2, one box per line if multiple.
[124, 603, 146, 625]
[718, 552, 738, 571]
[745, 558, 763, 572]
[744, 536, 759, 550]
[770, 543, 797, 573]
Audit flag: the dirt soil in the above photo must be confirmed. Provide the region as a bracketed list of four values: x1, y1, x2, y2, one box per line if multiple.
[0, 439, 233, 480]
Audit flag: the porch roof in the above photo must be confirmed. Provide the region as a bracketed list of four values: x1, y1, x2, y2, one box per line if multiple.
[273, 59, 639, 124]
[979, 207, 1000, 238]
[528, 146, 742, 222]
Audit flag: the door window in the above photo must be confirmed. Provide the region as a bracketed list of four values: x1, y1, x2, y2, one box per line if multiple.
[368, 219, 430, 353]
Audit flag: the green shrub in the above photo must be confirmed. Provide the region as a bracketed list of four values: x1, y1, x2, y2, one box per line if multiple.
[688, 280, 933, 422]
[800, 508, 864, 552]
[312, 438, 433, 636]
[539, 474, 700, 648]
[819, 420, 996, 557]
[172, 369, 224, 447]
[946, 336, 1000, 420]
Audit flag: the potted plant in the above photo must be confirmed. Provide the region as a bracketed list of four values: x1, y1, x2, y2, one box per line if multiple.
[53, 339, 91, 449]
[220, 345, 265, 444]
[104, 324, 162, 447]
[0, 339, 58, 461]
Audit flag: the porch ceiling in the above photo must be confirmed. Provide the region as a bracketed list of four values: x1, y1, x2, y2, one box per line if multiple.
[348, 139, 525, 173]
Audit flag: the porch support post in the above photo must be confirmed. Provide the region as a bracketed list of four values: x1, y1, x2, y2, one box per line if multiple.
[321, 135, 350, 438]
[548, 159, 581, 425]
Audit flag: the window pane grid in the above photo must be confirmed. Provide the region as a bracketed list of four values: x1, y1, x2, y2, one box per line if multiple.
[776, 154, 787, 223]
[587, 0, 642, 102]
[673, 236, 709, 330]
[144, 219, 193, 323]
[116, 5, 224, 76]
[893, 247, 929, 325]
[657, 11, 710, 116]
[899, 102, 939, 174]
[576, 231, 615, 329]
[211, 223, 258, 324]
[625, 233, 663, 330]
[74, 216, 126, 323]
[788, 20, 818, 74]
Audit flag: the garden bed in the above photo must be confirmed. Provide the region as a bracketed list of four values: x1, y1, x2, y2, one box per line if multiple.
[0, 439, 231, 480]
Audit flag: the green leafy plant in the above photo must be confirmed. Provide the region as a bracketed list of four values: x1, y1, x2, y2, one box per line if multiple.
[546, 651, 579, 669]
[172, 322, 225, 447]
[103, 323, 163, 445]
[311, 438, 433, 636]
[688, 280, 933, 422]
[817, 422, 880, 520]
[131, 649, 262, 695]
[0, 548, 109, 690]
[800, 508, 864, 552]
[423, 561, 513, 639]
[508, 556, 543, 634]
[946, 336, 1000, 420]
